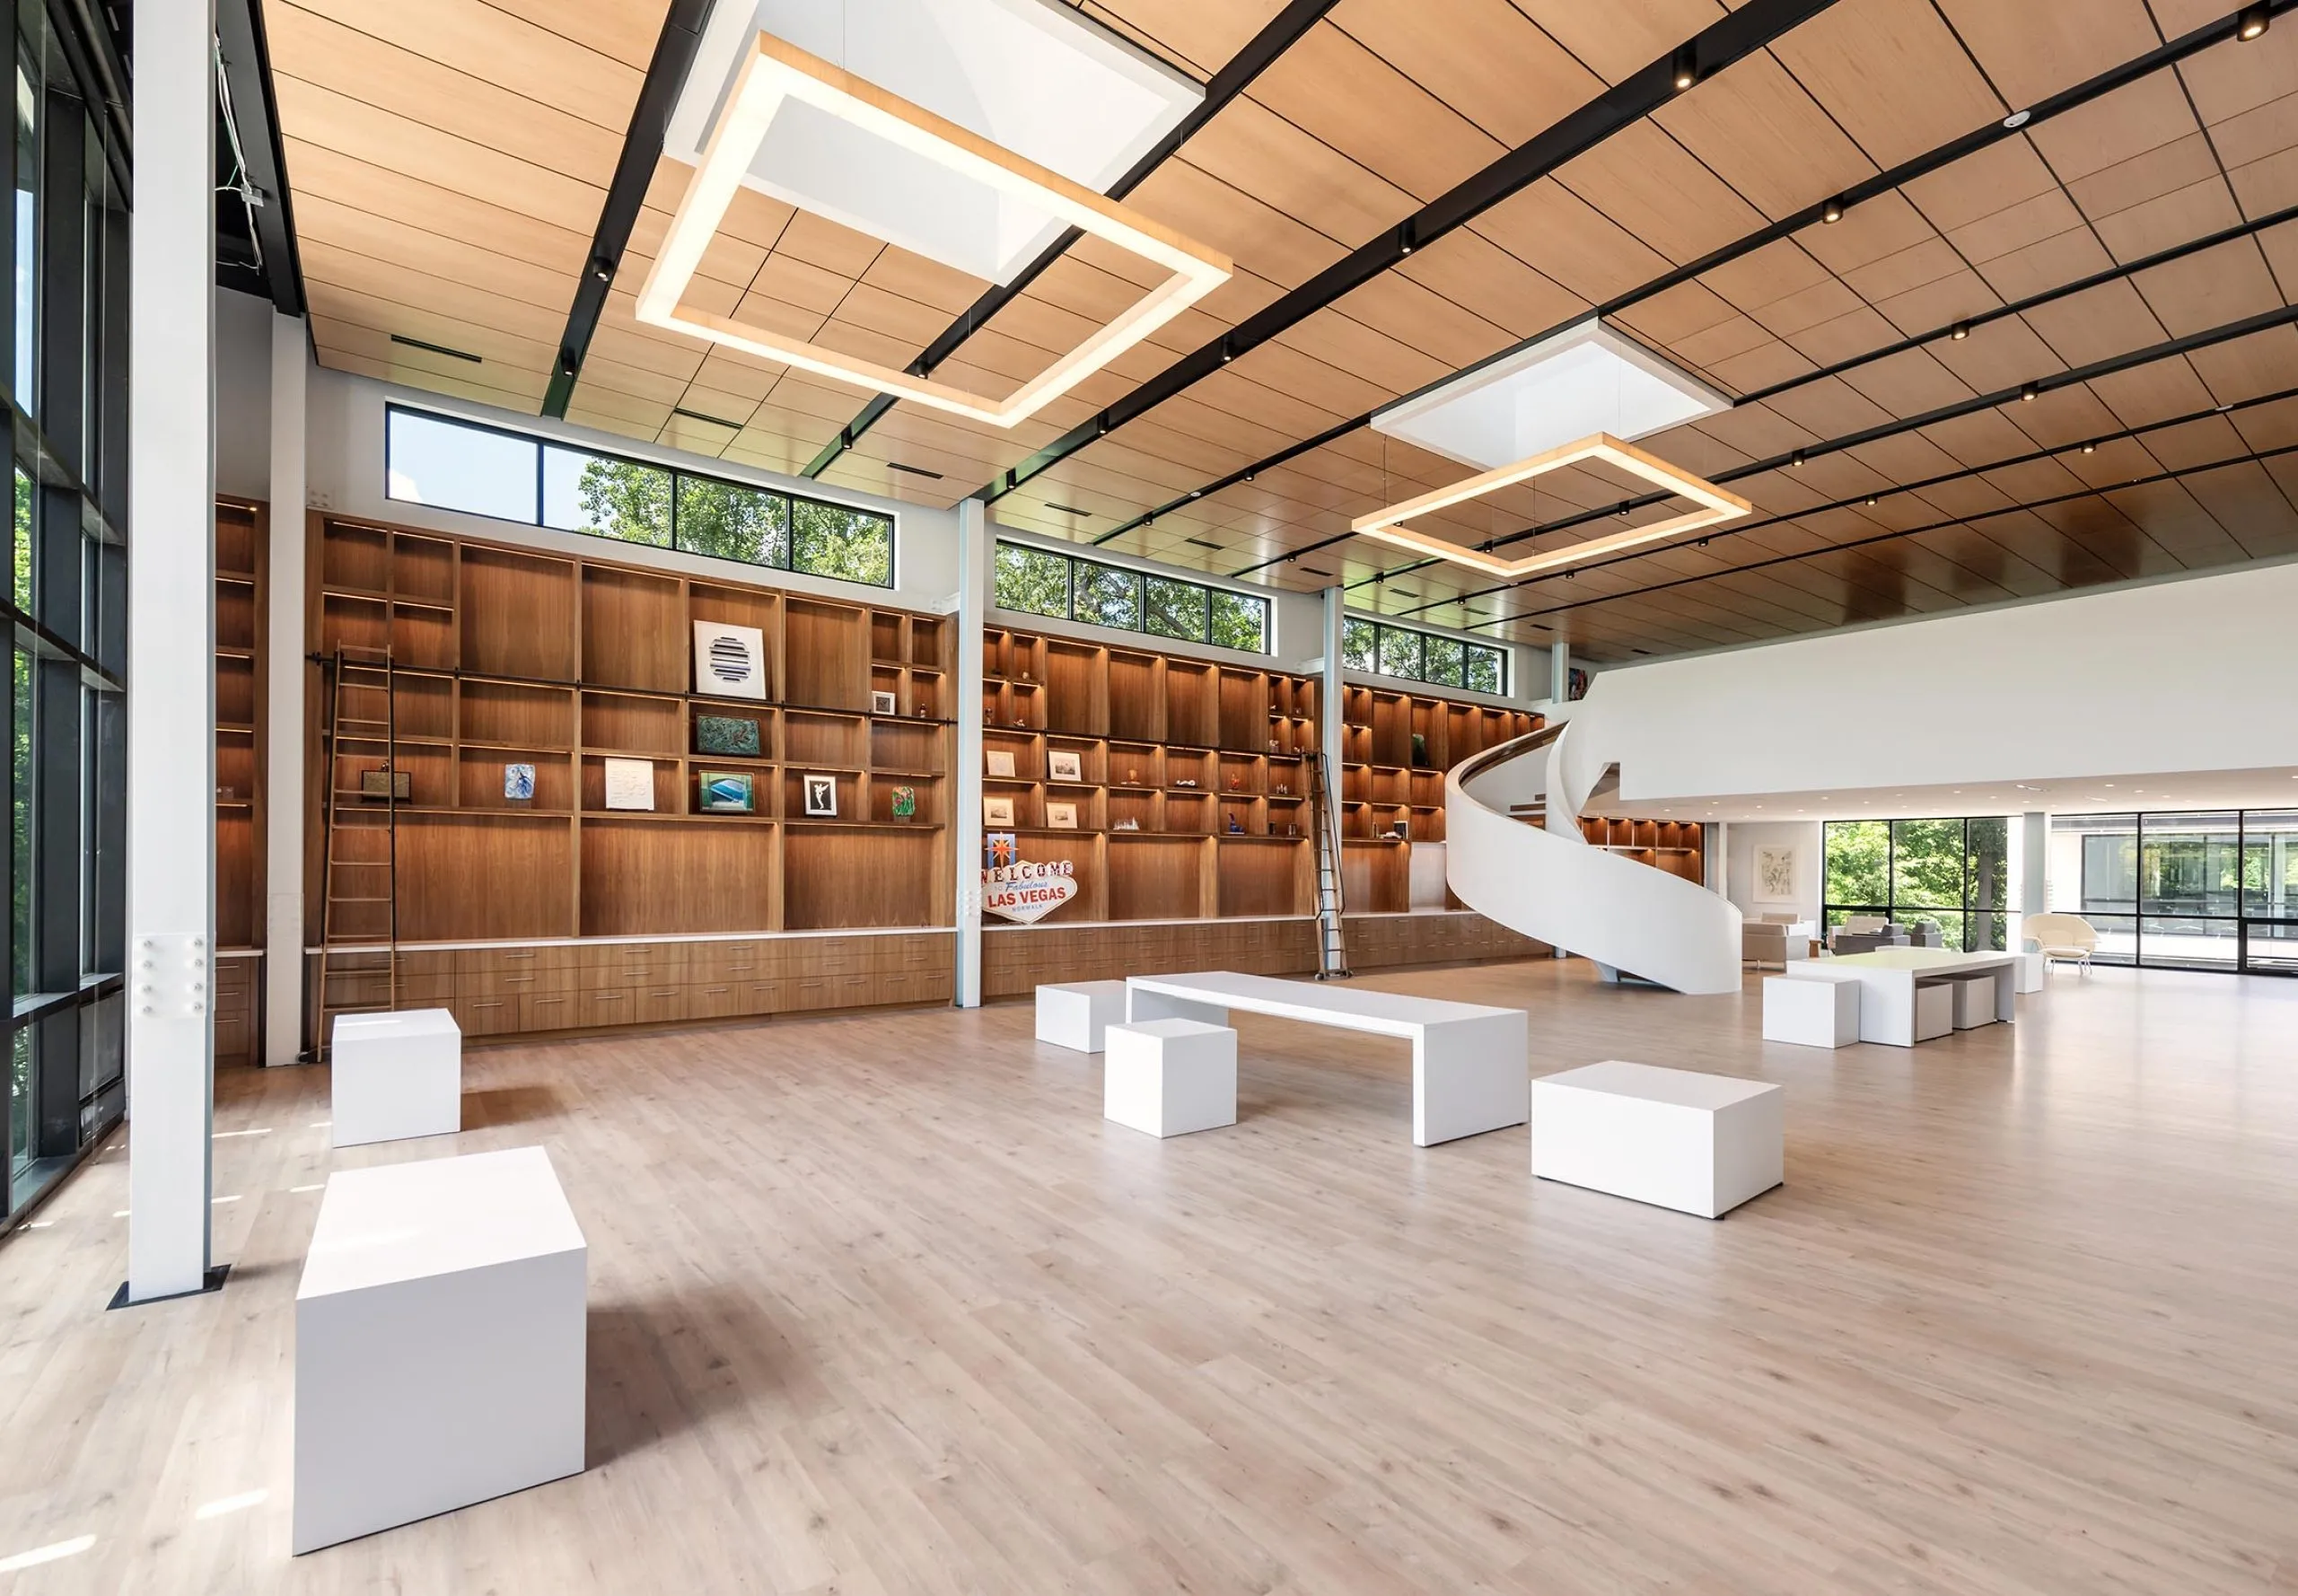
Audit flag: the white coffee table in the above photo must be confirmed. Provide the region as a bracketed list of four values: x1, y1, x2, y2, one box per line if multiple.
[1788, 948, 2016, 1047]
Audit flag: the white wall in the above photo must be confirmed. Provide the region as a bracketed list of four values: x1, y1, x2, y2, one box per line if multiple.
[1721, 820, 1822, 924]
[215, 287, 274, 499]
[1570, 558, 2298, 804]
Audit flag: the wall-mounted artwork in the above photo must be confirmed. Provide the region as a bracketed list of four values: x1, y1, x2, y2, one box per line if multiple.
[1046, 800, 1078, 829]
[871, 689, 898, 715]
[699, 771, 755, 813]
[1047, 750, 1083, 783]
[695, 714, 761, 757]
[1755, 844, 1797, 903]
[603, 757, 655, 811]
[504, 762, 536, 802]
[693, 620, 767, 700]
[802, 773, 838, 817]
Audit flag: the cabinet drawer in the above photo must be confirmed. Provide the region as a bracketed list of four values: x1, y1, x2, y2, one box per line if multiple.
[576, 987, 636, 1029]
[634, 986, 690, 1025]
[736, 978, 785, 1015]
[452, 995, 522, 1037]
[456, 964, 580, 999]
[520, 990, 575, 1033]
[687, 982, 742, 1020]
[454, 945, 581, 976]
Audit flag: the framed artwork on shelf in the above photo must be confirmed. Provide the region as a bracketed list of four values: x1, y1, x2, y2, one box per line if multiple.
[871, 689, 898, 715]
[1047, 750, 1083, 783]
[985, 750, 1016, 779]
[503, 763, 536, 802]
[1046, 801, 1078, 830]
[696, 714, 761, 757]
[983, 795, 1016, 828]
[693, 620, 767, 700]
[802, 773, 838, 817]
[699, 771, 756, 813]
[890, 785, 917, 821]
[603, 758, 655, 811]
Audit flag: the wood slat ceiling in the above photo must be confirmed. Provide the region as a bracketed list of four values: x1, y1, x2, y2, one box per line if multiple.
[260, 0, 2298, 662]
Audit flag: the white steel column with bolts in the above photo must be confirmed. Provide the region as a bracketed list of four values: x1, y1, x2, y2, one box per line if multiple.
[265, 314, 308, 1065]
[125, 0, 219, 1302]
[953, 499, 988, 1007]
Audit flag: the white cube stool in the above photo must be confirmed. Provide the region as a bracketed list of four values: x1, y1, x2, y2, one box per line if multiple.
[1103, 1019, 1236, 1138]
[1951, 974, 1998, 1030]
[294, 1146, 586, 1554]
[1035, 979, 1128, 1054]
[1762, 973, 1857, 1048]
[331, 1008, 462, 1149]
[2014, 951, 2046, 994]
[1531, 1061, 1783, 1218]
[1913, 982, 1954, 1041]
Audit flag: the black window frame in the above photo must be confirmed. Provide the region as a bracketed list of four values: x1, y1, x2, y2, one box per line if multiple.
[1344, 613, 1509, 697]
[990, 539, 1270, 657]
[384, 404, 897, 591]
[1820, 815, 2011, 953]
[2050, 809, 2298, 977]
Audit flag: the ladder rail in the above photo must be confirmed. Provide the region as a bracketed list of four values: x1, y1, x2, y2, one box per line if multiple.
[1307, 748, 1351, 980]
[317, 647, 402, 1058]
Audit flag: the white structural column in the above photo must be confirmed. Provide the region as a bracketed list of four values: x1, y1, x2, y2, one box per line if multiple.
[265, 314, 309, 1065]
[952, 500, 989, 1007]
[126, 0, 219, 1302]
[1549, 641, 1571, 704]
[1318, 587, 1345, 840]
[2014, 810, 2049, 952]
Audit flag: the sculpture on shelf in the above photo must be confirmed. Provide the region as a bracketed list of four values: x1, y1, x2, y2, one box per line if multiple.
[1227, 815, 1243, 834]
[1114, 818, 1140, 831]
[1127, 767, 1141, 785]
[1226, 775, 1241, 791]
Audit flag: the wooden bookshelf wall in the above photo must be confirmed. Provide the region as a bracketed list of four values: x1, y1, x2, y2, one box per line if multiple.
[1339, 683, 1539, 913]
[307, 518, 956, 1035]
[979, 627, 1320, 924]
[1577, 817, 1707, 883]
[215, 498, 268, 1065]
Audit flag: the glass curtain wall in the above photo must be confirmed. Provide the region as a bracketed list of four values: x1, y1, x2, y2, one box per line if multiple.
[2050, 811, 2298, 973]
[4, 0, 128, 1223]
[1820, 816, 2011, 951]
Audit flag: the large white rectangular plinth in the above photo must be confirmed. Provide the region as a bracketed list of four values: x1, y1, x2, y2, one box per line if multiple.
[1762, 973, 1857, 1048]
[1035, 979, 1127, 1053]
[1951, 974, 1998, 1029]
[2015, 951, 2046, 993]
[1531, 1061, 1783, 1218]
[294, 1146, 587, 1555]
[1125, 970, 1527, 1145]
[331, 1008, 462, 1149]
[1103, 1018, 1236, 1137]
[1913, 982, 1953, 1040]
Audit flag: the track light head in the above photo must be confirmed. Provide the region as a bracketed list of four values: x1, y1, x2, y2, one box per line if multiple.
[1950, 321, 1969, 341]
[1790, 449, 1806, 468]
[2082, 442, 2096, 454]
[1696, 537, 1710, 548]
[1820, 196, 1846, 224]
[2237, 4, 2269, 39]
[2021, 382, 2039, 402]
[1671, 44, 1697, 91]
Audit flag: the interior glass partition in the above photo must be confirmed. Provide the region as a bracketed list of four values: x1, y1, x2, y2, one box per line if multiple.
[2050, 811, 2297, 974]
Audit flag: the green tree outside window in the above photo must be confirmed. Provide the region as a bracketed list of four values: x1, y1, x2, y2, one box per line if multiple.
[792, 500, 893, 585]
[676, 476, 787, 566]
[574, 457, 671, 547]
[1144, 575, 1206, 641]
[994, 543, 1069, 618]
[1208, 589, 1267, 653]
[1073, 560, 1139, 628]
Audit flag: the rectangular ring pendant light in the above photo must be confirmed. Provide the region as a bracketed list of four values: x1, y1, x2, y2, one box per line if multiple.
[1350, 433, 1751, 578]
[636, 30, 1232, 430]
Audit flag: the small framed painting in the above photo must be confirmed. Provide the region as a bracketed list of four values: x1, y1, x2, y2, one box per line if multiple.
[802, 773, 838, 817]
[890, 785, 917, 821]
[696, 714, 761, 757]
[1046, 801, 1078, 830]
[504, 762, 536, 802]
[698, 770, 755, 813]
[1047, 750, 1083, 783]
[985, 750, 1017, 779]
[871, 689, 898, 715]
[983, 795, 1016, 828]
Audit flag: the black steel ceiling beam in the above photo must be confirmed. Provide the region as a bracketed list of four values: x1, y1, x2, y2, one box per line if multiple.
[1140, 0, 2298, 579]
[1391, 381, 2298, 624]
[216, 0, 305, 315]
[799, 0, 1343, 480]
[542, 0, 712, 418]
[979, 0, 1846, 506]
[1477, 438, 2298, 636]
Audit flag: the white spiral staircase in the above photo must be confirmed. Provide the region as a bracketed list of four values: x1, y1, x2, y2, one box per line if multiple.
[1444, 716, 1742, 995]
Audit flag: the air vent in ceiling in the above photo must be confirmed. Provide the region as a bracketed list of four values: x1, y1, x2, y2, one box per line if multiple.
[390, 333, 481, 364]
[1184, 537, 1222, 550]
[671, 405, 745, 429]
[1299, 566, 1332, 577]
[887, 461, 945, 479]
[1040, 501, 1090, 515]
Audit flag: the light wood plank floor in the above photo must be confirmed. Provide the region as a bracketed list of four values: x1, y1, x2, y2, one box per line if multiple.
[3, 959, 2296, 1593]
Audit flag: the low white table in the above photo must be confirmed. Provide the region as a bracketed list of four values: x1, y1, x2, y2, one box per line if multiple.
[1104, 1018, 1236, 1137]
[1035, 980, 1127, 1054]
[294, 1146, 587, 1554]
[1532, 1061, 1783, 1218]
[1762, 971, 1857, 1048]
[1787, 949, 2016, 1047]
[331, 1008, 462, 1148]
[1126, 971, 1528, 1146]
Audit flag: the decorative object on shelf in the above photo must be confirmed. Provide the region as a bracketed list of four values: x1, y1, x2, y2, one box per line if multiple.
[693, 620, 767, 701]
[1268, 737, 1279, 752]
[1284, 823, 1298, 837]
[1173, 777, 1197, 788]
[985, 832, 1017, 869]
[981, 850, 1075, 924]
[696, 714, 761, 757]
[984, 706, 994, 724]
[915, 705, 931, 719]
[1411, 732, 1429, 767]
[1226, 815, 1243, 834]
[983, 795, 1017, 828]
[1274, 782, 1290, 795]
[1013, 717, 1030, 728]
[986, 750, 1017, 779]
[1568, 666, 1590, 700]
[1390, 819, 1410, 838]
[1047, 801, 1078, 830]
[802, 773, 838, 818]
[1048, 750, 1083, 783]
[1114, 818, 1140, 831]
[871, 689, 898, 715]
[1018, 670, 1032, 684]
[504, 763, 536, 803]
[603, 757, 655, 811]
[890, 785, 917, 821]
[360, 768, 411, 802]
[700, 770, 756, 813]
[1127, 767, 1141, 785]
[1225, 775, 1241, 791]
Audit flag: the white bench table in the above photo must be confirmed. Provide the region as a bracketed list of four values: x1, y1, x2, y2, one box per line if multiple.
[1125, 970, 1528, 1146]
[1531, 1061, 1783, 1218]
[330, 1008, 462, 1148]
[294, 1146, 586, 1554]
[1786, 949, 2016, 1047]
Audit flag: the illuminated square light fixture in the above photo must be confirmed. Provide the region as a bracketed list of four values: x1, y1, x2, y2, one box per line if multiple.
[644, 3, 1230, 428]
[1355, 316, 1742, 576]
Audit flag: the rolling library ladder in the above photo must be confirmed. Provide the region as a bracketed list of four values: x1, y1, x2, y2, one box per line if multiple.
[1307, 750, 1350, 980]
[316, 645, 404, 1057]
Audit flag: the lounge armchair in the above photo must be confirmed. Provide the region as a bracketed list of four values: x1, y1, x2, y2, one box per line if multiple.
[2023, 913, 2099, 974]
[1742, 920, 1794, 970]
